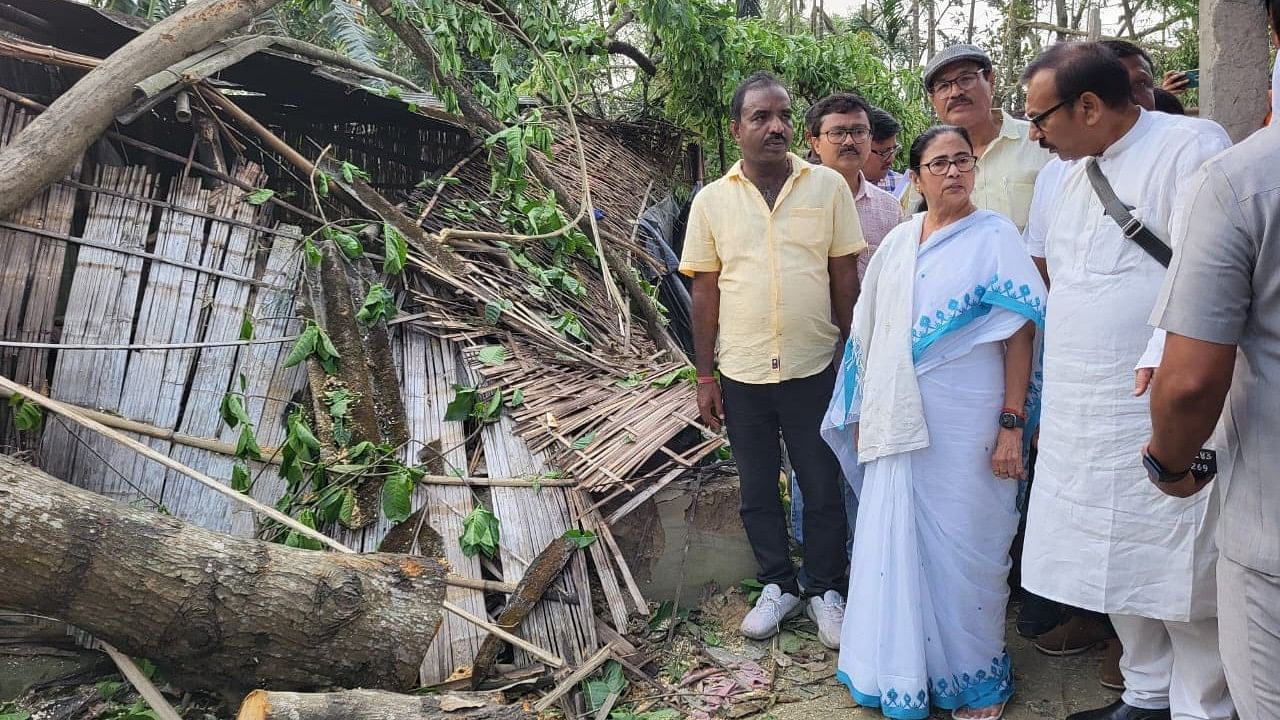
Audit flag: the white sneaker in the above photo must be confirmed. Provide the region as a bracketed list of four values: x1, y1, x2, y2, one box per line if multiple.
[739, 583, 801, 640]
[806, 589, 846, 649]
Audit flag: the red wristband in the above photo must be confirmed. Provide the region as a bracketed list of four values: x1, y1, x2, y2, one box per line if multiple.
[696, 376, 718, 385]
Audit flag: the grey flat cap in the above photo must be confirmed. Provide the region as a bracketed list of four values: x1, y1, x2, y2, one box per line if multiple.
[923, 44, 993, 90]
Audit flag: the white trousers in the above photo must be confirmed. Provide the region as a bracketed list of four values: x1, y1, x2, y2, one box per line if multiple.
[1218, 556, 1280, 720]
[1110, 614, 1234, 720]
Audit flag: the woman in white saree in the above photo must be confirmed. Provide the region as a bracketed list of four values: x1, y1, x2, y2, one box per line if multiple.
[822, 127, 1047, 720]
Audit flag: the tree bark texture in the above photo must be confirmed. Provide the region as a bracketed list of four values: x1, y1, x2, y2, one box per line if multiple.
[237, 689, 535, 720]
[0, 0, 288, 219]
[469, 537, 578, 688]
[0, 454, 446, 692]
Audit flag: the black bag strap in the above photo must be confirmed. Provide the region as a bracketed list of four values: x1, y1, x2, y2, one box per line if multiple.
[1085, 158, 1172, 267]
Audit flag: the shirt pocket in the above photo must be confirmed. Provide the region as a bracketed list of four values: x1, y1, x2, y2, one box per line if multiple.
[1085, 206, 1149, 276]
[789, 207, 830, 251]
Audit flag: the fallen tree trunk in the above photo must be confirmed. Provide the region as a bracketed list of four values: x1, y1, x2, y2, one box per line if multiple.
[0, 453, 446, 692]
[237, 689, 535, 720]
[0, 0, 287, 218]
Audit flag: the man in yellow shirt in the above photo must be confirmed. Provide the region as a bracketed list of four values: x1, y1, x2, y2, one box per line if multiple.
[680, 72, 866, 648]
[909, 44, 1051, 230]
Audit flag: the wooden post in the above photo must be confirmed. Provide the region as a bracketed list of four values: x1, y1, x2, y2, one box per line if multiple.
[1200, 0, 1271, 140]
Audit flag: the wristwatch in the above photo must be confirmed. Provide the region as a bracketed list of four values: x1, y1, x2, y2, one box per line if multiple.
[1142, 448, 1191, 484]
[998, 408, 1025, 429]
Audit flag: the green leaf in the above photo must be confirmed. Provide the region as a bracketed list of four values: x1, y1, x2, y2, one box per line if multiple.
[581, 661, 627, 712]
[245, 188, 274, 205]
[8, 396, 41, 432]
[562, 528, 597, 549]
[315, 327, 340, 361]
[506, 388, 524, 408]
[322, 226, 364, 259]
[356, 283, 396, 324]
[381, 469, 415, 523]
[460, 506, 501, 558]
[339, 487, 357, 525]
[219, 392, 252, 429]
[484, 298, 513, 325]
[236, 425, 263, 461]
[239, 311, 254, 341]
[303, 237, 323, 266]
[339, 161, 370, 183]
[476, 345, 508, 366]
[231, 463, 251, 494]
[473, 386, 501, 420]
[95, 679, 126, 700]
[616, 372, 646, 389]
[571, 430, 596, 451]
[315, 171, 330, 198]
[647, 600, 674, 631]
[444, 385, 478, 422]
[324, 388, 352, 419]
[283, 324, 319, 368]
[383, 222, 408, 275]
[288, 412, 321, 455]
[0, 711, 32, 720]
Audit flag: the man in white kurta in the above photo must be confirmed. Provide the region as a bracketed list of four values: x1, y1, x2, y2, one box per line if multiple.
[1018, 43, 1233, 720]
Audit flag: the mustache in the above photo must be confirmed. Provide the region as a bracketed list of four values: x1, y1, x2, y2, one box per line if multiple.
[765, 133, 788, 143]
[947, 96, 972, 111]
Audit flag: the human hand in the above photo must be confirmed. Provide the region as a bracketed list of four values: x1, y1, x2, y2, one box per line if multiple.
[697, 382, 724, 432]
[991, 428, 1026, 480]
[1150, 470, 1212, 498]
[1162, 70, 1191, 95]
[1134, 367, 1155, 396]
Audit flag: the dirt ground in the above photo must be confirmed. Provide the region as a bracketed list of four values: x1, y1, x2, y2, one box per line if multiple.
[645, 587, 1118, 720]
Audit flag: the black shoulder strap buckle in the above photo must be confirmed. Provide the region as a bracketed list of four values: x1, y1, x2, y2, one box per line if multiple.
[1085, 158, 1172, 268]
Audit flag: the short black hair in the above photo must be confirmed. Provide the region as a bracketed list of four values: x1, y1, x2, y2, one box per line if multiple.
[1021, 42, 1134, 111]
[1153, 87, 1186, 115]
[867, 106, 902, 142]
[804, 92, 872, 137]
[908, 125, 973, 171]
[1268, 0, 1280, 34]
[730, 72, 788, 121]
[1099, 39, 1154, 74]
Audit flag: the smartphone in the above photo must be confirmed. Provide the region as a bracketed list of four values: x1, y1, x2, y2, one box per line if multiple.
[1184, 69, 1200, 89]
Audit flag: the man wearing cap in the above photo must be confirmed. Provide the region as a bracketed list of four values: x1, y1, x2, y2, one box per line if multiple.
[913, 43, 1050, 231]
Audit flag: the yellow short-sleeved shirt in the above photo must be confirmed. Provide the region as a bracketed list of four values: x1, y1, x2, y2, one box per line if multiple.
[679, 153, 866, 384]
[904, 110, 1051, 230]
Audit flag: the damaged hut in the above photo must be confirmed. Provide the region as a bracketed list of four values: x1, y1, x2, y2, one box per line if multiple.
[0, 0, 720, 705]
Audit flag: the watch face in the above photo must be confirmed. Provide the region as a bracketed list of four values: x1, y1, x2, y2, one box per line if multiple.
[999, 412, 1018, 429]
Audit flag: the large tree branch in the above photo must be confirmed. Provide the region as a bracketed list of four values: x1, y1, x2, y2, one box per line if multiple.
[606, 40, 657, 76]
[0, 0, 287, 219]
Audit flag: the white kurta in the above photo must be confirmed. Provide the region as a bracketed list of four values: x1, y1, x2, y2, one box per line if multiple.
[1022, 110, 1232, 623]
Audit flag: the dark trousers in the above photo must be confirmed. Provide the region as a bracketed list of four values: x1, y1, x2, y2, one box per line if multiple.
[721, 366, 847, 597]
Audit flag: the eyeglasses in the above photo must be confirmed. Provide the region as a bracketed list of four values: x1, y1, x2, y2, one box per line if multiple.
[871, 145, 901, 160]
[1027, 96, 1077, 130]
[821, 127, 871, 144]
[929, 70, 983, 97]
[916, 154, 978, 176]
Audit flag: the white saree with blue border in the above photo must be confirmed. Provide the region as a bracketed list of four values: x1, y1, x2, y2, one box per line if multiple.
[821, 209, 1047, 718]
